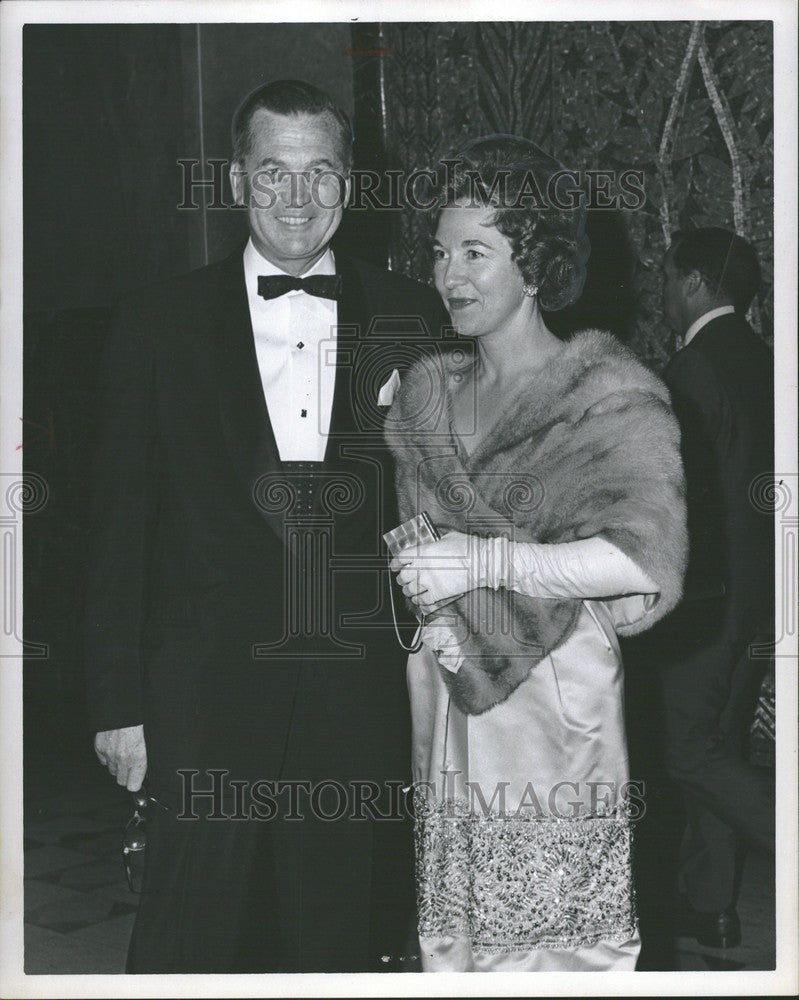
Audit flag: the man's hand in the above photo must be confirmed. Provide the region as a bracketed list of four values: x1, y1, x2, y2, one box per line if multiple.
[94, 725, 147, 791]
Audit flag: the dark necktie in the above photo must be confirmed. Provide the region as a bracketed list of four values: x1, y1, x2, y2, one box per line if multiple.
[257, 273, 343, 301]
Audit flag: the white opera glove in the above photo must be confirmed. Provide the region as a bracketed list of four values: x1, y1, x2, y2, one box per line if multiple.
[390, 530, 497, 615]
[420, 621, 465, 674]
[485, 535, 659, 600]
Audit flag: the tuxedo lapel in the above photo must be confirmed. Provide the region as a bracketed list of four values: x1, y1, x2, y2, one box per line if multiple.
[324, 255, 367, 460]
[212, 246, 285, 542]
[318, 256, 400, 551]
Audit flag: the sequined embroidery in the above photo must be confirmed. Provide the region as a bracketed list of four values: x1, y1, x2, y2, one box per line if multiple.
[414, 792, 637, 953]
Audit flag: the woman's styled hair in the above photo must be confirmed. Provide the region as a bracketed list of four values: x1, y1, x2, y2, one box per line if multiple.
[429, 134, 590, 311]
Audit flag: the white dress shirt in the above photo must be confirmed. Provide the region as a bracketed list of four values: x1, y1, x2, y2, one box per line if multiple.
[683, 304, 735, 347]
[243, 239, 338, 461]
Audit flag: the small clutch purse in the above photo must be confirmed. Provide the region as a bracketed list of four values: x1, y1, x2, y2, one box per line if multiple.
[383, 512, 441, 652]
[383, 511, 441, 557]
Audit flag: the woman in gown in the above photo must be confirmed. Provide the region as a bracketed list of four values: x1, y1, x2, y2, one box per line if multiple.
[384, 135, 687, 972]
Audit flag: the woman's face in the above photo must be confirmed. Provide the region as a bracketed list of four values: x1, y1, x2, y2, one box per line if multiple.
[433, 203, 528, 337]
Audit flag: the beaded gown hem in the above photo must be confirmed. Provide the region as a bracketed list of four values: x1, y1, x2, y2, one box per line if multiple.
[414, 792, 636, 953]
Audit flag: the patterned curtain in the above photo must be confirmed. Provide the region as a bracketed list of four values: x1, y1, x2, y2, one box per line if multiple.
[377, 21, 773, 368]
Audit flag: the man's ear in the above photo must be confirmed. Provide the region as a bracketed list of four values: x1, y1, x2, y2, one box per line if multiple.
[683, 269, 705, 299]
[230, 160, 246, 207]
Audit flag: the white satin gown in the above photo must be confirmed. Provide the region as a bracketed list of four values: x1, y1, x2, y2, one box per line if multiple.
[408, 590, 652, 972]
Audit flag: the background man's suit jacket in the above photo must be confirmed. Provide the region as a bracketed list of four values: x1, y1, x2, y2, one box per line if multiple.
[660, 311, 774, 652]
[83, 246, 449, 805]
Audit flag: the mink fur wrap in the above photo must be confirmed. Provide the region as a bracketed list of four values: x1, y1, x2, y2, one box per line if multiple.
[384, 328, 687, 715]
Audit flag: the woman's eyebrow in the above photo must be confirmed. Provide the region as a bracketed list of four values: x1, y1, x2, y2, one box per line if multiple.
[432, 238, 495, 250]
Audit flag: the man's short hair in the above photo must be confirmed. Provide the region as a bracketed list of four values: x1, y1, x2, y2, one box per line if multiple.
[670, 227, 761, 313]
[231, 79, 354, 169]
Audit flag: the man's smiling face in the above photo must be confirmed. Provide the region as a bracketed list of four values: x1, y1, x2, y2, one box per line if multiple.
[231, 110, 349, 275]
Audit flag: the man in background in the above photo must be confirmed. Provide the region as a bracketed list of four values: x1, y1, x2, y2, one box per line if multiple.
[654, 227, 775, 948]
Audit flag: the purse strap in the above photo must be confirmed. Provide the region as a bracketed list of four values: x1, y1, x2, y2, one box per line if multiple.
[387, 555, 425, 652]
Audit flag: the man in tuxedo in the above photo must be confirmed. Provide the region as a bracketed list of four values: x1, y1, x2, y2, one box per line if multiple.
[84, 79, 448, 972]
[654, 228, 775, 948]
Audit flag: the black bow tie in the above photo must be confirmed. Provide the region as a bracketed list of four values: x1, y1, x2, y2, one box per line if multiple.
[257, 273, 343, 301]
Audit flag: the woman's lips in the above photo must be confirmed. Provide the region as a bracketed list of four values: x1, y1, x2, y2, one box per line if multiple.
[448, 298, 477, 310]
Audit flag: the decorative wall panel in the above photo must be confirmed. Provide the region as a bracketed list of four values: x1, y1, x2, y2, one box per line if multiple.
[379, 21, 773, 366]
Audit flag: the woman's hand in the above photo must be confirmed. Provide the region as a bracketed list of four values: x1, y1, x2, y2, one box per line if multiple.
[390, 530, 486, 614]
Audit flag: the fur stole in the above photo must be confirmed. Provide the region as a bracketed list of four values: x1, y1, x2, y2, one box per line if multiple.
[384, 328, 687, 715]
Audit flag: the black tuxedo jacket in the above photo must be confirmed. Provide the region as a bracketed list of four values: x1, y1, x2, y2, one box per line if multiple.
[658, 311, 774, 651]
[83, 246, 449, 802]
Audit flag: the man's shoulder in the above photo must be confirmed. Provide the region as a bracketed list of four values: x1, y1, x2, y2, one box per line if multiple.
[672, 313, 773, 397]
[344, 254, 428, 290]
[661, 340, 726, 417]
[343, 255, 442, 311]
[662, 315, 773, 421]
[663, 340, 717, 378]
[691, 312, 771, 364]
[114, 251, 237, 315]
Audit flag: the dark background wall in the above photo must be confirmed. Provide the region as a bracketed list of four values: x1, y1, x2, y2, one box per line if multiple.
[23, 25, 188, 313]
[22, 22, 358, 715]
[23, 23, 355, 312]
[22, 20, 773, 710]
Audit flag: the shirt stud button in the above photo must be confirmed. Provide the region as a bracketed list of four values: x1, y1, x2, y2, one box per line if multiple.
[296, 341, 304, 349]
[301, 409, 307, 417]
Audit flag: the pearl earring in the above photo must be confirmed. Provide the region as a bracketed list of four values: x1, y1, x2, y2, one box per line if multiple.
[523, 284, 538, 298]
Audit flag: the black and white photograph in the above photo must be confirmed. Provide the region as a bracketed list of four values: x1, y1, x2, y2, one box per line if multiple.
[0, 1, 796, 995]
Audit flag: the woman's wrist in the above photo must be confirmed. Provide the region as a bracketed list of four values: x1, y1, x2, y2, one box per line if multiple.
[478, 535, 514, 590]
